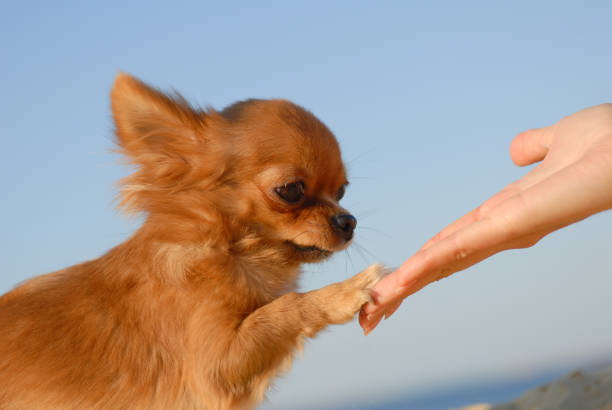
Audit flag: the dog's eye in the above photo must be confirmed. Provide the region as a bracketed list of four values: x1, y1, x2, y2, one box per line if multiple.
[335, 185, 346, 201]
[275, 181, 305, 204]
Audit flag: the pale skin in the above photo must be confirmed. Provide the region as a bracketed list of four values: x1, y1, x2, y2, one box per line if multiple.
[360, 103, 612, 334]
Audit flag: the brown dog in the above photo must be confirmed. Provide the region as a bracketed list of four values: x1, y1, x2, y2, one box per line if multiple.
[0, 74, 384, 410]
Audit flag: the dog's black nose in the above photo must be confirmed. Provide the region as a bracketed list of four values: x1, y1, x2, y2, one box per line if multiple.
[331, 213, 357, 241]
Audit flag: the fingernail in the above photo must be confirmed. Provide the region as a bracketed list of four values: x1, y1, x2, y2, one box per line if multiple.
[395, 286, 407, 295]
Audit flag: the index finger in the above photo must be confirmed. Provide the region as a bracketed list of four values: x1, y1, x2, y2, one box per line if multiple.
[422, 186, 522, 250]
[363, 214, 505, 317]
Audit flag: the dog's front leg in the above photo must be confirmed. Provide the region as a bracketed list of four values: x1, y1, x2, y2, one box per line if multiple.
[218, 264, 384, 396]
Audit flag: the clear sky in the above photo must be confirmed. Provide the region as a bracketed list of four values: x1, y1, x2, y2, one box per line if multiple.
[2, 1, 611, 408]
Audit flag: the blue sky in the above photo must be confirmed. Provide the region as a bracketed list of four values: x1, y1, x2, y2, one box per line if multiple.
[2, 1, 612, 408]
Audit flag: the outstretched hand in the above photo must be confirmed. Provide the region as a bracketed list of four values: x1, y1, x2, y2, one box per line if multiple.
[360, 104, 612, 334]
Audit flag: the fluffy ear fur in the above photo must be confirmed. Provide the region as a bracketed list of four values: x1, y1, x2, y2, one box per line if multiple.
[111, 72, 205, 158]
[111, 73, 211, 216]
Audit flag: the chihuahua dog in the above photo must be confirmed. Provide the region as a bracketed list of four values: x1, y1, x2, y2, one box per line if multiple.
[0, 74, 384, 409]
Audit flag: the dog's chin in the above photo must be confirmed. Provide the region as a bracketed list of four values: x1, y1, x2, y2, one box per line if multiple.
[286, 241, 334, 263]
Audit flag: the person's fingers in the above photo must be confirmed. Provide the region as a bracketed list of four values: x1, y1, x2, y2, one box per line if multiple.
[363, 210, 511, 320]
[359, 298, 403, 332]
[358, 307, 368, 327]
[422, 185, 521, 249]
[421, 207, 480, 250]
[360, 184, 547, 331]
[364, 264, 405, 310]
[361, 244, 448, 318]
[422, 128, 558, 253]
[384, 299, 403, 319]
[361, 312, 383, 335]
[510, 126, 555, 166]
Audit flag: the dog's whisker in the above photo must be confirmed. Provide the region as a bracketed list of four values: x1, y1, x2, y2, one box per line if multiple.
[346, 147, 377, 166]
[353, 209, 381, 220]
[344, 248, 357, 275]
[351, 241, 382, 264]
[351, 243, 372, 265]
[357, 225, 393, 239]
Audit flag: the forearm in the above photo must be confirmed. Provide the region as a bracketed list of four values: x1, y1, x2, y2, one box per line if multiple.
[216, 264, 381, 391]
[216, 292, 325, 393]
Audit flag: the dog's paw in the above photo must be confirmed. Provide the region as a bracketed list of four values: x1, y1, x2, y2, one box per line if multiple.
[319, 263, 388, 325]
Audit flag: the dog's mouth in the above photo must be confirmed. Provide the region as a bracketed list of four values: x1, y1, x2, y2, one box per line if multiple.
[286, 241, 333, 261]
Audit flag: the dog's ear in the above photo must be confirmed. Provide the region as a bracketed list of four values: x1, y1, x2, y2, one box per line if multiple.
[111, 72, 205, 159]
[111, 73, 219, 216]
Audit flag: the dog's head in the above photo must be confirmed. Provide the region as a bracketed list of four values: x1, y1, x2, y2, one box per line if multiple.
[112, 73, 355, 264]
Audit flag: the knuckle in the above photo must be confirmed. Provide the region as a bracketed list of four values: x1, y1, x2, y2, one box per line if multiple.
[420, 248, 434, 271]
[451, 233, 469, 261]
[474, 205, 485, 222]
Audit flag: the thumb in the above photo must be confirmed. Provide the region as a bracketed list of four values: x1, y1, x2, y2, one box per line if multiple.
[510, 126, 554, 166]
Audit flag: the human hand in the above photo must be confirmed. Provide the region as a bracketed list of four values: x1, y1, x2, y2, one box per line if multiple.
[360, 103, 612, 334]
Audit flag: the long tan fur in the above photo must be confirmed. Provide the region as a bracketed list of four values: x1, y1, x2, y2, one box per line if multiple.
[0, 74, 383, 410]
